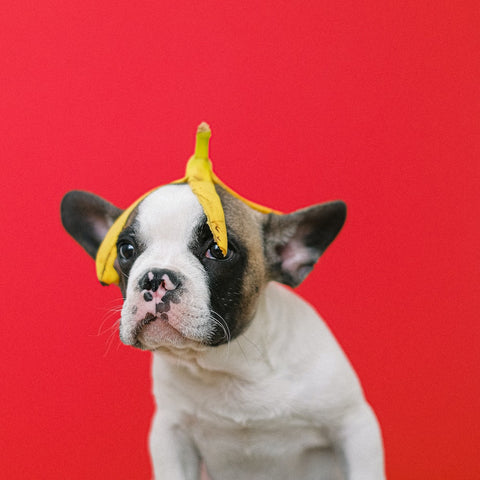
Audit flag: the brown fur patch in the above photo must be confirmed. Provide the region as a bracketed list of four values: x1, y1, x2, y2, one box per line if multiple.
[216, 186, 269, 331]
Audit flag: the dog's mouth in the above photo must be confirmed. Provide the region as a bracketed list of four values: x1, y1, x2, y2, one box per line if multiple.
[135, 312, 162, 333]
[130, 312, 185, 349]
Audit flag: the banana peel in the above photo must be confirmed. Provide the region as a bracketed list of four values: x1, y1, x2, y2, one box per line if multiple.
[96, 122, 279, 285]
[171, 123, 227, 255]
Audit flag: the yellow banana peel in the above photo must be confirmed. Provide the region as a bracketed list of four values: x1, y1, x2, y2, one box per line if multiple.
[172, 123, 228, 255]
[96, 122, 279, 285]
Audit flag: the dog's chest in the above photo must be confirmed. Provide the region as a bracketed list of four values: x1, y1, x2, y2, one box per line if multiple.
[186, 407, 334, 480]
[154, 357, 336, 479]
[190, 408, 330, 451]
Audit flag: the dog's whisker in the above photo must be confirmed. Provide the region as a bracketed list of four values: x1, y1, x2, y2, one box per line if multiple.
[102, 297, 125, 307]
[97, 313, 121, 336]
[98, 300, 124, 316]
[100, 318, 121, 356]
[103, 329, 116, 357]
[97, 297, 124, 353]
[97, 299, 123, 336]
[210, 310, 231, 343]
[209, 310, 231, 357]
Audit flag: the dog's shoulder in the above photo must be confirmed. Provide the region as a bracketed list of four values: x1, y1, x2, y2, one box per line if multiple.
[260, 282, 365, 407]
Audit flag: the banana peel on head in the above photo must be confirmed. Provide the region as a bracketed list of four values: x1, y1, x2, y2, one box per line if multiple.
[172, 123, 228, 255]
[95, 122, 278, 285]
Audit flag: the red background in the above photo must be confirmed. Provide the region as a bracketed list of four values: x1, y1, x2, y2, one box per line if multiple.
[1, 1, 479, 479]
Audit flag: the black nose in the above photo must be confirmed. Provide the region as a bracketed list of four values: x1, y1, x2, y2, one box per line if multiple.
[138, 269, 181, 292]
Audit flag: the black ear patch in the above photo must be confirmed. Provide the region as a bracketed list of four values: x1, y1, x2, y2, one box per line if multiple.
[264, 201, 346, 287]
[60, 190, 123, 259]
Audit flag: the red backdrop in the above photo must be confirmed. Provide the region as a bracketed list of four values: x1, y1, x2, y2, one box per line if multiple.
[1, 1, 479, 479]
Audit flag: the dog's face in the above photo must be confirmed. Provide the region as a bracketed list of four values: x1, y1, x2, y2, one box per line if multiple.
[61, 184, 346, 352]
[115, 184, 268, 350]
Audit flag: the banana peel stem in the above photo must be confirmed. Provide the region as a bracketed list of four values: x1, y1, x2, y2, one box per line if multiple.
[194, 122, 211, 160]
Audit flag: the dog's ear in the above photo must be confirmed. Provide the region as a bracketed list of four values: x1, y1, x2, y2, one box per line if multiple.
[263, 201, 346, 288]
[60, 191, 123, 259]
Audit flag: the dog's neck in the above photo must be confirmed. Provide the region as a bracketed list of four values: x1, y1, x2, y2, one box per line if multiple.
[153, 282, 313, 383]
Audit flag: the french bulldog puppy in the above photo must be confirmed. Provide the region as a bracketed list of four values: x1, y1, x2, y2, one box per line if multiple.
[61, 183, 385, 480]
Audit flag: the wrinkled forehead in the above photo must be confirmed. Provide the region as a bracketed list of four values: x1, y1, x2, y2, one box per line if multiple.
[135, 184, 204, 244]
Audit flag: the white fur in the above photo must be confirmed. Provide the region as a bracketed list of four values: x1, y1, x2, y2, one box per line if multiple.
[119, 185, 385, 479]
[149, 282, 384, 480]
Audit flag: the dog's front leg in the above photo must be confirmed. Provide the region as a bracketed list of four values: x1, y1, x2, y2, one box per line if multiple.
[333, 403, 385, 480]
[149, 410, 201, 480]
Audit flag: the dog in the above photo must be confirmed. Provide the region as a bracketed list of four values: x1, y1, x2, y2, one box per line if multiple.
[61, 180, 385, 479]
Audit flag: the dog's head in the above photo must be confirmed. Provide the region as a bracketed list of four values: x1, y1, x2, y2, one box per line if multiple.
[61, 183, 345, 351]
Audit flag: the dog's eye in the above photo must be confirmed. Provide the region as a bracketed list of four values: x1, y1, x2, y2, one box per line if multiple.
[205, 243, 232, 260]
[118, 242, 136, 261]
